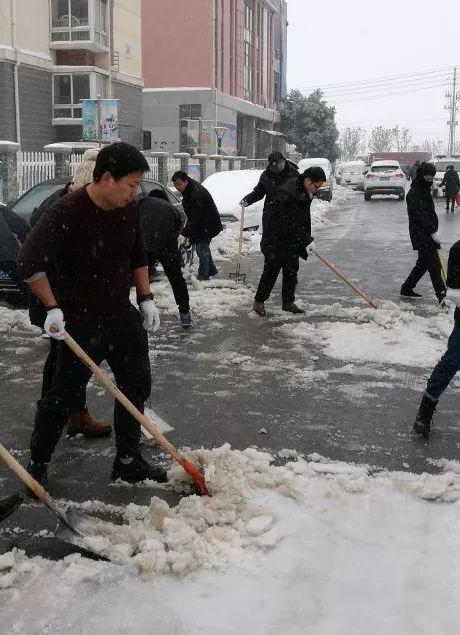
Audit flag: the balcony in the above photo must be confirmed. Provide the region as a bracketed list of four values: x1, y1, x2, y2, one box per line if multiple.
[50, 0, 109, 53]
[52, 70, 108, 125]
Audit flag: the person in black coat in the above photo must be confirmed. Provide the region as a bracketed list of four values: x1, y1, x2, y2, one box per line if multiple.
[253, 166, 326, 316]
[440, 164, 460, 213]
[172, 171, 223, 281]
[412, 240, 460, 438]
[138, 189, 192, 327]
[0, 205, 30, 307]
[240, 151, 299, 214]
[400, 162, 446, 303]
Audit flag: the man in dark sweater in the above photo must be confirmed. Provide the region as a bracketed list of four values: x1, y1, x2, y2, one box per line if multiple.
[413, 241, 460, 438]
[172, 171, 222, 281]
[19, 142, 165, 487]
[400, 162, 446, 303]
[138, 189, 192, 326]
[253, 166, 326, 316]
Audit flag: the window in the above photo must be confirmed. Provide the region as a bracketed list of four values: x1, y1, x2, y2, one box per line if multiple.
[179, 104, 202, 120]
[53, 73, 106, 119]
[52, 0, 88, 28]
[50, 0, 107, 47]
[243, 3, 254, 101]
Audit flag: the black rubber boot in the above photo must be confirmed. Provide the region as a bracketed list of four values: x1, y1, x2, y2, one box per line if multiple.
[400, 287, 422, 299]
[282, 303, 305, 314]
[111, 453, 168, 484]
[253, 301, 266, 316]
[413, 394, 438, 439]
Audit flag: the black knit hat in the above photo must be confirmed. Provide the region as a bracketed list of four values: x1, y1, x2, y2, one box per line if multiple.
[416, 162, 436, 178]
[268, 151, 285, 166]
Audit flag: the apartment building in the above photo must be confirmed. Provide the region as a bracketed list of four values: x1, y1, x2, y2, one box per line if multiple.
[141, 0, 288, 158]
[0, 0, 144, 150]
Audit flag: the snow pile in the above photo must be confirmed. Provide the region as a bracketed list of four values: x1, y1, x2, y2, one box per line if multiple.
[211, 223, 261, 262]
[3, 447, 460, 633]
[0, 307, 38, 333]
[279, 301, 453, 367]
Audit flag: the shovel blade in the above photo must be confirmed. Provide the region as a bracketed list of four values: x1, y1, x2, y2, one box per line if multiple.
[53, 507, 111, 561]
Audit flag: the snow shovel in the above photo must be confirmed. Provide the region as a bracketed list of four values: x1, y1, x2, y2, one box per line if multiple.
[312, 249, 379, 310]
[437, 249, 447, 283]
[0, 440, 110, 561]
[229, 205, 247, 284]
[57, 329, 211, 497]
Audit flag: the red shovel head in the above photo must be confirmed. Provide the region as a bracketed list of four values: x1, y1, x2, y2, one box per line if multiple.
[180, 458, 212, 496]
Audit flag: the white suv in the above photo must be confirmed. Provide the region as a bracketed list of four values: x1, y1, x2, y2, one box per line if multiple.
[298, 158, 334, 201]
[364, 160, 406, 201]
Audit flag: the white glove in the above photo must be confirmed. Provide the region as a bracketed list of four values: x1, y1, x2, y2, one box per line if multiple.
[140, 299, 160, 333]
[431, 231, 441, 246]
[306, 241, 316, 255]
[44, 308, 66, 340]
[177, 235, 188, 248]
[446, 288, 460, 307]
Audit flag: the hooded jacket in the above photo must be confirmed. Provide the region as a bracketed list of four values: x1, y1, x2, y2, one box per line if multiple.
[180, 178, 222, 244]
[243, 160, 299, 211]
[138, 195, 182, 256]
[406, 175, 439, 250]
[440, 167, 460, 198]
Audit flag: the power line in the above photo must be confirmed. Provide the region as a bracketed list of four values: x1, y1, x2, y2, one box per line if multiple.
[321, 75, 452, 98]
[327, 83, 449, 105]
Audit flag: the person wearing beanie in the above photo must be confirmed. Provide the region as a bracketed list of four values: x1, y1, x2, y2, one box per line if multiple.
[239, 151, 299, 218]
[28, 147, 111, 440]
[400, 162, 446, 303]
[439, 164, 460, 213]
[413, 240, 460, 437]
[253, 166, 326, 316]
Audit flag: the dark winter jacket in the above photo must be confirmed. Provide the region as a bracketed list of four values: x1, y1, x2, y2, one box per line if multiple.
[440, 168, 460, 198]
[28, 185, 70, 328]
[260, 175, 313, 259]
[406, 176, 439, 251]
[447, 240, 460, 323]
[138, 195, 182, 257]
[242, 160, 299, 211]
[0, 206, 30, 261]
[180, 178, 223, 244]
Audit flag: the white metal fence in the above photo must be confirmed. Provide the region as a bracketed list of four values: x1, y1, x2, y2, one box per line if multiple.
[17, 152, 55, 196]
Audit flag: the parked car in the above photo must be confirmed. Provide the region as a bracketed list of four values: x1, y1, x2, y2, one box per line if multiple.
[432, 159, 460, 197]
[297, 158, 334, 201]
[340, 160, 366, 190]
[335, 162, 343, 185]
[0, 177, 184, 305]
[364, 160, 406, 201]
[7, 176, 184, 224]
[202, 169, 265, 230]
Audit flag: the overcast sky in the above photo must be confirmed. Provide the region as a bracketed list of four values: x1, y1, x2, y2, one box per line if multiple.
[286, 0, 460, 149]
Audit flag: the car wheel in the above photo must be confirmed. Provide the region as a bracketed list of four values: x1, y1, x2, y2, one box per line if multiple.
[364, 192, 371, 201]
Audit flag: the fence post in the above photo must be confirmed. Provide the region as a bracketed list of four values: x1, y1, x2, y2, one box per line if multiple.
[0, 141, 20, 203]
[150, 151, 169, 186]
[226, 156, 236, 171]
[173, 152, 190, 174]
[44, 143, 72, 178]
[209, 154, 222, 173]
[236, 156, 247, 170]
[194, 154, 208, 182]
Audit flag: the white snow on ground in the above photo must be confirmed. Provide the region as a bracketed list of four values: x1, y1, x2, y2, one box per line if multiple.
[279, 301, 454, 368]
[0, 307, 39, 334]
[2, 446, 460, 633]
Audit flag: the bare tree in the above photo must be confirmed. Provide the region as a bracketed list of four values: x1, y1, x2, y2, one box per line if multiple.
[391, 126, 412, 151]
[339, 127, 366, 161]
[369, 126, 394, 152]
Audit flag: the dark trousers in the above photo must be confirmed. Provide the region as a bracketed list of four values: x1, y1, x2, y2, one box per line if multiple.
[446, 196, 456, 212]
[41, 339, 86, 412]
[149, 250, 190, 314]
[402, 246, 446, 300]
[30, 308, 151, 464]
[195, 239, 217, 279]
[426, 322, 460, 400]
[255, 253, 300, 304]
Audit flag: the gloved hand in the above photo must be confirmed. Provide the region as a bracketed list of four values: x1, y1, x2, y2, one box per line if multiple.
[140, 299, 160, 333]
[239, 198, 248, 207]
[177, 235, 189, 249]
[446, 288, 460, 307]
[306, 241, 316, 255]
[44, 307, 66, 340]
[431, 231, 441, 246]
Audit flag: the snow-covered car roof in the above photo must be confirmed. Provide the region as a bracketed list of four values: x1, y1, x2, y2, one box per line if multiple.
[341, 160, 365, 168]
[202, 169, 264, 216]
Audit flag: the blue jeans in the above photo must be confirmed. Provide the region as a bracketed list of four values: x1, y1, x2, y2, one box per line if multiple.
[195, 239, 216, 279]
[426, 322, 460, 400]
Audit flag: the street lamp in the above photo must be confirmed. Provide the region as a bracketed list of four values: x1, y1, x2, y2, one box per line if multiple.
[215, 126, 228, 155]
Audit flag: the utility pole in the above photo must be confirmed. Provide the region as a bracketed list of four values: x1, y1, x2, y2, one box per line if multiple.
[445, 66, 460, 157]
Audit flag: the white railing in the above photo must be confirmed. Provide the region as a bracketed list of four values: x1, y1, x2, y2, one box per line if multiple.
[69, 152, 84, 174]
[17, 151, 55, 195]
[167, 157, 181, 182]
[144, 154, 159, 181]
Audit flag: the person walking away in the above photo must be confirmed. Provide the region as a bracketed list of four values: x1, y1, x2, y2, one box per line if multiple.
[0, 206, 30, 307]
[19, 142, 165, 488]
[138, 189, 192, 327]
[239, 151, 298, 219]
[413, 240, 460, 437]
[28, 149, 111, 439]
[439, 164, 460, 213]
[400, 162, 446, 304]
[172, 171, 222, 281]
[253, 166, 326, 316]
[409, 160, 420, 181]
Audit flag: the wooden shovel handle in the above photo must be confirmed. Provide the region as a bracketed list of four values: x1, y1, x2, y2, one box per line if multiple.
[0, 441, 46, 501]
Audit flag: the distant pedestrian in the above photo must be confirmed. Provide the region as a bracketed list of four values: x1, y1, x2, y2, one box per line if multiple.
[138, 189, 192, 327]
[439, 164, 460, 213]
[409, 161, 421, 181]
[413, 240, 460, 438]
[172, 171, 222, 281]
[0, 206, 30, 307]
[400, 162, 446, 304]
[240, 151, 298, 218]
[253, 166, 326, 316]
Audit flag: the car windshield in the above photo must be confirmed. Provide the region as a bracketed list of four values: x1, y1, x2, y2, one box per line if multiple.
[435, 161, 460, 172]
[371, 165, 399, 173]
[12, 182, 64, 217]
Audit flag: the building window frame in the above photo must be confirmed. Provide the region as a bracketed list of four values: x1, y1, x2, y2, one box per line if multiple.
[50, 0, 108, 50]
[52, 71, 108, 121]
[243, 3, 254, 102]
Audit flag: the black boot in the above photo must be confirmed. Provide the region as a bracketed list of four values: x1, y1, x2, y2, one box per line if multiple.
[111, 453, 168, 484]
[26, 461, 48, 498]
[0, 493, 23, 522]
[413, 394, 438, 438]
[282, 303, 305, 314]
[400, 287, 422, 299]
